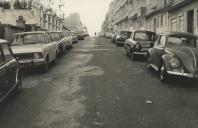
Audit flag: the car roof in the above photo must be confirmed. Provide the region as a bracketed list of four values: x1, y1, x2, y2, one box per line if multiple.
[47, 31, 62, 33]
[131, 30, 156, 33]
[14, 31, 46, 36]
[0, 39, 7, 44]
[160, 31, 198, 38]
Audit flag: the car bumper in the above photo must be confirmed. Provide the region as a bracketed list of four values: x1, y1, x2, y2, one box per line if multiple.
[167, 71, 198, 78]
[72, 39, 78, 43]
[133, 50, 149, 57]
[116, 41, 125, 45]
[18, 59, 45, 68]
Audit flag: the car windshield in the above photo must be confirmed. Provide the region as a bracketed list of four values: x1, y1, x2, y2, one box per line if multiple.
[11, 33, 46, 46]
[167, 35, 198, 47]
[134, 32, 156, 41]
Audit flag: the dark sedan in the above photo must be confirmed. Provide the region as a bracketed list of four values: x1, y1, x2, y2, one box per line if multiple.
[124, 30, 157, 60]
[0, 39, 22, 102]
[76, 32, 85, 40]
[115, 31, 132, 47]
[111, 34, 117, 44]
[148, 32, 198, 83]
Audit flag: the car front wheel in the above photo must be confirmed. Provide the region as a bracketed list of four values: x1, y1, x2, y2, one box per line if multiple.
[131, 52, 136, 61]
[16, 72, 22, 92]
[41, 60, 49, 73]
[160, 62, 170, 83]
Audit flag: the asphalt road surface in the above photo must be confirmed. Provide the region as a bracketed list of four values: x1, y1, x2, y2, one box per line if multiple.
[0, 37, 198, 128]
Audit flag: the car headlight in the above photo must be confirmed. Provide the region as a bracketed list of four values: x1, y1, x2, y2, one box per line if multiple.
[34, 53, 43, 59]
[170, 58, 180, 69]
[135, 43, 140, 50]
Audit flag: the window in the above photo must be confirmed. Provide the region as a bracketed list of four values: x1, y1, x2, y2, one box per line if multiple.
[157, 35, 166, 46]
[167, 35, 197, 48]
[161, 15, 163, 27]
[170, 18, 177, 31]
[48, 33, 61, 41]
[0, 45, 4, 64]
[46, 34, 52, 43]
[179, 16, 184, 30]
[1, 44, 13, 61]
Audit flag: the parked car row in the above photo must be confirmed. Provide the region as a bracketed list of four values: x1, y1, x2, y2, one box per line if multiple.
[0, 30, 84, 103]
[75, 31, 89, 40]
[108, 30, 198, 83]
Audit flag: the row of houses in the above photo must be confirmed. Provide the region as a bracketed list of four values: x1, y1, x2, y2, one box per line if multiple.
[102, 0, 198, 35]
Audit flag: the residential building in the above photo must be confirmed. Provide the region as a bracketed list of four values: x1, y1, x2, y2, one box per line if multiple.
[63, 13, 83, 32]
[103, 0, 198, 35]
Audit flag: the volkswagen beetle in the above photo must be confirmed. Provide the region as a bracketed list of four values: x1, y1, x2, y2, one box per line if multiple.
[148, 32, 198, 83]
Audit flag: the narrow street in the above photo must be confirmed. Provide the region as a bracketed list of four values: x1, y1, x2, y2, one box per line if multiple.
[0, 37, 198, 128]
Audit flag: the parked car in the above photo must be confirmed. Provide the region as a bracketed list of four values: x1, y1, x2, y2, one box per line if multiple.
[0, 39, 22, 102]
[76, 32, 85, 40]
[125, 30, 157, 60]
[10, 31, 58, 73]
[148, 32, 198, 83]
[111, 33, 117, 44]
[62, 31, 73, 50]
[116, 31, 132, 47]
[48, 31, 68, 55]
[105, 33, 112, 39]
[70, 32, 78, 44]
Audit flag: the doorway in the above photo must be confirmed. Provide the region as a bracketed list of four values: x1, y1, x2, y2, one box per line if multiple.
[187, 10, 194, 33]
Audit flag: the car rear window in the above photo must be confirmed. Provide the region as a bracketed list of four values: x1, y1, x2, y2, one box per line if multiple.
[134, 32, 156, 42]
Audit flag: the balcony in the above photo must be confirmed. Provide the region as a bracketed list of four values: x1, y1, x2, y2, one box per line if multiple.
[145, 0, 173, 18]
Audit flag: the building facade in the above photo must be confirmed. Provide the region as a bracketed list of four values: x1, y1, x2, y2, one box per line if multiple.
[103, 0, 198, 36]
[63, 13, 83, 32]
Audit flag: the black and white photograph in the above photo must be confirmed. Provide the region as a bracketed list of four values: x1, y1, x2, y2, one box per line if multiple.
[0, 0, 198, 128]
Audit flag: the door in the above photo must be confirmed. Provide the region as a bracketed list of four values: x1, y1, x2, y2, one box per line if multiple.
[187, 10, 194, 34]
[45, 33, 57, 61]
[152, 35, 166, 68]
[1, 43, 18, 92]
[0, 45, 6, 99]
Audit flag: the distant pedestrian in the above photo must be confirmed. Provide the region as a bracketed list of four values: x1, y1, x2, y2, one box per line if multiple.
[95, 32, 97, 36]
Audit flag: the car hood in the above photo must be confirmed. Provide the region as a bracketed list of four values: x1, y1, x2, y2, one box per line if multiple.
[11, 44, 45, 54]
[167, 46, 198, 73]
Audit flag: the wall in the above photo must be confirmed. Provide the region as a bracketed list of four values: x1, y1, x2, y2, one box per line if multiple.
[0, 8, 41, 27]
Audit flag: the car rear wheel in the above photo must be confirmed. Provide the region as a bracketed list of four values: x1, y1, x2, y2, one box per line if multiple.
[160, 62, 170, 83]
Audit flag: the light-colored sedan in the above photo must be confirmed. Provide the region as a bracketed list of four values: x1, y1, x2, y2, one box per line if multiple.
[11, 31, 58, 73]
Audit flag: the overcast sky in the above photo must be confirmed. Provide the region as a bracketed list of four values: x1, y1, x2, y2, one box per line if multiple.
[62, 0, 113, 35]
